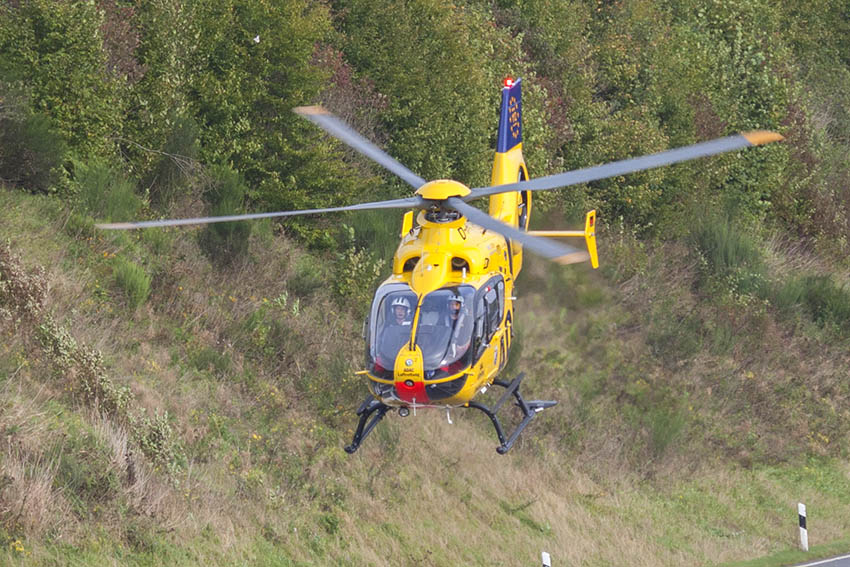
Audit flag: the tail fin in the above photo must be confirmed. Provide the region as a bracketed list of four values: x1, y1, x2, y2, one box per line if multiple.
[497, 77, 522, 154]
[584, 210, 598, 269]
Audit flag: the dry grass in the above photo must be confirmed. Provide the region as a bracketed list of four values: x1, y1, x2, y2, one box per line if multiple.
[0, 445, 68, 538]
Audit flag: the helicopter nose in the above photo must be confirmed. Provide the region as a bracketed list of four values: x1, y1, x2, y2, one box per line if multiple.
[393, 346, 428, 404]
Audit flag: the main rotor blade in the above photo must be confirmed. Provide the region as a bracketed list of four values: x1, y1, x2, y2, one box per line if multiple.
[96, 196, 425, 230]
[294, 106, 427, 189]
[446, 198, 590, 265]
[467, 131, 784, 199]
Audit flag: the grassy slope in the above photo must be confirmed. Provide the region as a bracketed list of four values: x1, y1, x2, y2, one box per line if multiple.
[2, 187, 850, 566]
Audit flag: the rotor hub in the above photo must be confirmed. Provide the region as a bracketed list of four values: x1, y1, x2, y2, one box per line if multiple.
[415, 179, 471, 201]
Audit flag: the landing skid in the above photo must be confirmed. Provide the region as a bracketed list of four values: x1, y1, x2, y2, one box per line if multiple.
[468, 372, 557, 454]
[344, 372, 556, 455]
[344, 397, 391, 454]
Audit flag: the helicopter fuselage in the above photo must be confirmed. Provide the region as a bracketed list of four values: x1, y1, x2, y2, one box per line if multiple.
[361, 145, 530, 410]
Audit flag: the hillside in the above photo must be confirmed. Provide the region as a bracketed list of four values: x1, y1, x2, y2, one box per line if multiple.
[3, 1, 850, 565]
[3, 188, 850, 566]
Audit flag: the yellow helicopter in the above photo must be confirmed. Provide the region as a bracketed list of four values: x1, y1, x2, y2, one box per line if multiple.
[99, 77, 782, 454]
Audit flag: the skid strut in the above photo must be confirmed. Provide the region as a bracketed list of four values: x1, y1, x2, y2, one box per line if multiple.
[343, 372, 555, 455]
[344, 396, 391, 454]
[468, 372, 557, 454]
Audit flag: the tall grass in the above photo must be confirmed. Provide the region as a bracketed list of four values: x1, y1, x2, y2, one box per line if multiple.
[691, 216, 767, 298]
[112, 257, 151, 308]
[799, 275, 850, 333]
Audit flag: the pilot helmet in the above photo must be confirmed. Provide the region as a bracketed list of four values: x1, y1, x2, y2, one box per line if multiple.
[391, 296, 411, 312]
[448, 294, 463, 314]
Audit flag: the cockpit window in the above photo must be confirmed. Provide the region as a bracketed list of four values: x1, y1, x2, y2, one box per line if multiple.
[415, 286, 475, 374]
[369, 285, 416, 376]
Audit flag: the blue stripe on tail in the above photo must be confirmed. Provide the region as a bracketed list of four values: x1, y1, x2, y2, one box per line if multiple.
[497, 78, 522, 153]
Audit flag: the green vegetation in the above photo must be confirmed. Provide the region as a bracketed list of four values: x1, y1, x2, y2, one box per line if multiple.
[2, 0, 850, 565]
[112, 257, 151, 309]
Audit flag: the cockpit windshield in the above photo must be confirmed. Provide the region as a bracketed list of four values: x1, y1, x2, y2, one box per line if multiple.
[370, 285, 416, 376]
[415, 286, 475, 374]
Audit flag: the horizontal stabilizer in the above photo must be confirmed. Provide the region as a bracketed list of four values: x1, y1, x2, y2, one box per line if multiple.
[528, 210, 599, 268]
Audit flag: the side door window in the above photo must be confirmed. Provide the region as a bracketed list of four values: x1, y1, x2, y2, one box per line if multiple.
[486, 276, 505, 341]
[485, 287, 500, 341]
[473, 295, 487, 361]
[472, 275, 505, 362]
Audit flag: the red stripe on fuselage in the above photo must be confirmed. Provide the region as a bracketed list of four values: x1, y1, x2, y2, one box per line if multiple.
[394, 380, 429, 404]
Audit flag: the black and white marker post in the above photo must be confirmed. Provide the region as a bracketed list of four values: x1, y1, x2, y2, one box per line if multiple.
[799, 502, 809, 551]
[541, 551, 551, 567]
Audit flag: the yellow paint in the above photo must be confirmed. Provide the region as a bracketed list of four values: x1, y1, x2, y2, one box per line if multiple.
[393, 345, 423, 381]
[415, 179, 471, 200]
[528, 210, 599, 268]
[400, 210, 414, 237]
[293, 105, 329, 116]
[585, 210, 599, 269]
[488, 143, 530, 277]
[357, 97, 601, 409]
[742, 130, 784, 146]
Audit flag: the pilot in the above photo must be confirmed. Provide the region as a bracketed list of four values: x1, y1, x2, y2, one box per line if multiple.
[448, 296, 463, 322]
[443, 294, 472, 367]
[391, 296, 412, 325]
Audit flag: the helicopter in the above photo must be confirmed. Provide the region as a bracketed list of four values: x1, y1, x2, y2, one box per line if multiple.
[99, 77, 783, 454]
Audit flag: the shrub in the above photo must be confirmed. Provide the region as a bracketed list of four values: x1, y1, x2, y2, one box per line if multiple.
[0, 0, 124, 157]
[36, 316, 132, 417]
[130, 410, 184, 476]
[54, 427, 120, 511]
[691, 216, 767, 299]
[770, 275, 808, 314]
[75, 159, 142, 222]
[190, 346, 231, 376]
[800, 275, 850, 333]
[289, 254, 326, 298]
[144, 114, 201, 208]
[112, 257, 151, 309]
[333, 226, 386, 314]
[0, 109, 67, 193]
[198, 164, 251, 267]
[646, 300, 704, 365]
[0, 242, 48, 327]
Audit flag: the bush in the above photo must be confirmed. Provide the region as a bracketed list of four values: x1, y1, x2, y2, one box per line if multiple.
[37, 316, 132, 417]
[112, 257, 151, 309]
[646, 300, 704, 365]
[289, 255, 326, 298]
[130, 410, 184, 476]
[333, 226, 386, 313]
[770, 276, 808, 314]
[0, 109, 67, 192]
[198, 164, 251, 267]
[0, 0, 124, 158]
[75, 159, 142, 222]
[691, 216, 767, 299]
[800, 275, 850, 333]
[144, 114, 201, 208]
[0, 242, 48, 328]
